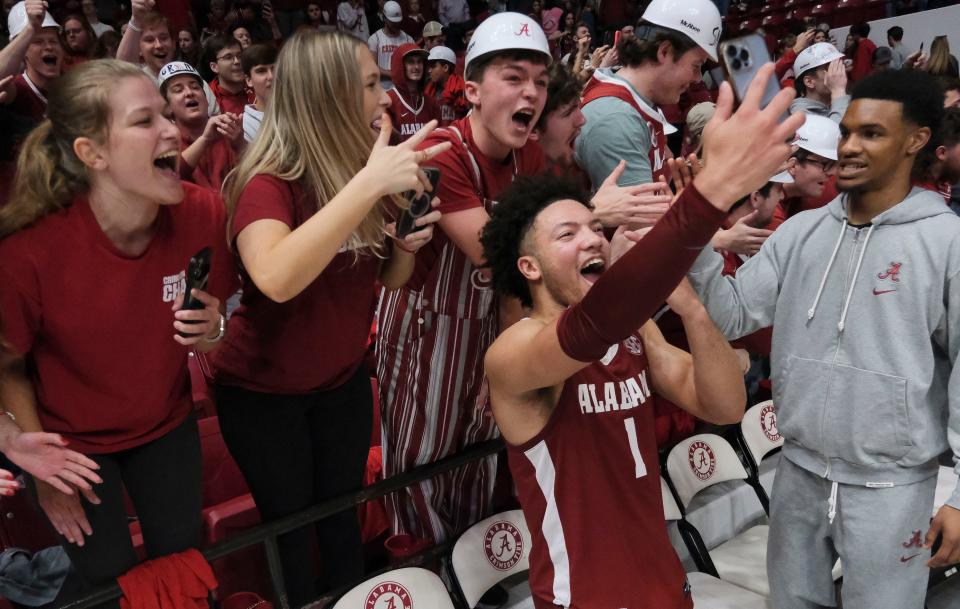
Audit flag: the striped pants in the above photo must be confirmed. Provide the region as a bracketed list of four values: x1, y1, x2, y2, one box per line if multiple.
[376, 288, 499, 543]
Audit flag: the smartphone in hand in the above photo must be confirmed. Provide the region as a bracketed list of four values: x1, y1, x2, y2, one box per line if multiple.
[178, 247, 211, 337]
[719, 33, 781, 110]
[396, 167, 441, 239]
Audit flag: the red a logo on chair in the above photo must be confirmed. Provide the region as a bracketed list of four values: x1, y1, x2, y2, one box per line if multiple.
[365, 582, 413, 609]
[688, 441, 716, 481]
[484, 521, 524, 571]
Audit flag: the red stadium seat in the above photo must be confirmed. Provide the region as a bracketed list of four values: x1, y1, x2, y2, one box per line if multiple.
[810, 1, 838, 25]
[762, 11, 788, 34]
[835, 0, 866, 23]
[787, 6, 812, 21]
[739, 17, 762, 33]
[0, 482, 59, 552]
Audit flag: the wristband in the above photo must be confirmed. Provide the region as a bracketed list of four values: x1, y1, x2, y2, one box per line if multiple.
[127, 19, 142, 32]
[205, 314, 226, 343]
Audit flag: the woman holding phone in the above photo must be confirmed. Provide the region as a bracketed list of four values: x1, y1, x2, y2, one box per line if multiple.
[0, 59, 235, 603]
[215, 30, 446, 606]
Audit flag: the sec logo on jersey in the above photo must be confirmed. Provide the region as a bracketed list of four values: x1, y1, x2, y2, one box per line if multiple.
[624, 335, 644, 356]
[365, 581, 413, 609]
[484, 521, 524, 571]
[688, 441, 716, 481]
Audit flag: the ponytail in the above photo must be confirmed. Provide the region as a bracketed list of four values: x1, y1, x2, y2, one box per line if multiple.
[0, 59, 148, 239]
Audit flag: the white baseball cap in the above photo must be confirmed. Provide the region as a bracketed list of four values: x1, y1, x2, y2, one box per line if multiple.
[793, 42, 844, 78]
[384, 0, 403, 23]
[792, 114, 840, 160]
[640, 0, 722, 62]
[422, 20, 443, 38]
[428, 46, 456, 65]
[465, 12, 552, 74]
[158, 61, 203, 95]
[7, 1, 60, 39]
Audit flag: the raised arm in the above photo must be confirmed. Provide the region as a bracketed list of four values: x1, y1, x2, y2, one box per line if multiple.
[640, 280, 745, 425]
[237, 118, 450, 303]
[116, 0, 153, 65]
[0, 0, 44, 83]
[486, 63, 806, 397]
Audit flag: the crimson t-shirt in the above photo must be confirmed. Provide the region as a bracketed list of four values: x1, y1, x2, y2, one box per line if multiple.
[0, 183, 237, 453]
[179, 132, 238, 193]
[211, 175, 382, 394]
[11, 74, 46, 122]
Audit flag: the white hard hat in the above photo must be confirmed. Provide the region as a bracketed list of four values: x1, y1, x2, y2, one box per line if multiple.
[792, 114, 840, 161]
[7, 1, 60, 39]
[640, 0, 722, 62]
[428, 46, 456, 65]
[770, 170, 795, 183]
[384, 0, 403, 23]
[158, 61, 203, 95]
[793, 42, 844, 78]
[465, 12, 551, 75]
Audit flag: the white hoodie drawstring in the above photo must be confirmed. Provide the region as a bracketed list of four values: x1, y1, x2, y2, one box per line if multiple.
[827, 480, 839, 524]
[807, 219, 848, 321]
[837, 224, 876, 333]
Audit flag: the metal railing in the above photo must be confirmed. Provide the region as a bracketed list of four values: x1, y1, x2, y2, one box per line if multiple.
[60, 438, 505, 609]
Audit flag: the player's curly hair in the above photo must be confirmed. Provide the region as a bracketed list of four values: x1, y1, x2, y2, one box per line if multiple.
[480, 175, 591, 308]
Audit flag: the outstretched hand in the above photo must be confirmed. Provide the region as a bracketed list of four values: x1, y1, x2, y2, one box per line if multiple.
[694, 63, 806, 211]
[712, 210, 773, 255]
[5, 431, 101, 495]
[591, 161, 672, 229]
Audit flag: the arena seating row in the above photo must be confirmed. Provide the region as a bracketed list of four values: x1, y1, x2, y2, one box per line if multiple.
[724, 0, 888, 34]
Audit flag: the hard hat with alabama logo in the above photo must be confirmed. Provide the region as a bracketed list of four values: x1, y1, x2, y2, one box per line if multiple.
[792, 114, 840, 160]
[640, 0, 722, 62]
[793, 42, 845, 78]
[464, 12, 551, 74]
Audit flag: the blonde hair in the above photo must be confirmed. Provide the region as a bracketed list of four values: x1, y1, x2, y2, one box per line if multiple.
[223, 30, 391, 256]
[0, 59, 148, 238]
[927, 36, 954, 77]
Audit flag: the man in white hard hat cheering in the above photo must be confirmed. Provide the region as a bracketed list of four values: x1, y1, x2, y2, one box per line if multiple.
[790, 41, 850, 123]
[0, 0, 62, 121]
[780, 114, 841, 217]
[575, 0, 721, 188]
[375, 12, 551, 549]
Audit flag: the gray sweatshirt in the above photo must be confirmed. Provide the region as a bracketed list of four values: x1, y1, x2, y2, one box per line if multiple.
[688, 188, 960, 509]
[789, 94, 850, 124]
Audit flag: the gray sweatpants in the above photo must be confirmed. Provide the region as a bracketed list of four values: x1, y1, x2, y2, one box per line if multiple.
[767, 457, 936, 609]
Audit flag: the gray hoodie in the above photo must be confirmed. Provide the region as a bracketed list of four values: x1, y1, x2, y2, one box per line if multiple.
[688, 188, 960, 509]
[789, 94, 850, 124]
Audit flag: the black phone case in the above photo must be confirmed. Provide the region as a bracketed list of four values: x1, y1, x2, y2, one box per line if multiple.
[178, 247, 212, 337]
[397, 167, 441, 239]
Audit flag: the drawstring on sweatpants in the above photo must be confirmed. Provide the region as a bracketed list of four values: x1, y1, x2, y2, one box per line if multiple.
[827, 480, 839, 524]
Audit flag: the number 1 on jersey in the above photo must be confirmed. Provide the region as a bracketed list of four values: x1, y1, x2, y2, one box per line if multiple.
[624, 417, 647, 479]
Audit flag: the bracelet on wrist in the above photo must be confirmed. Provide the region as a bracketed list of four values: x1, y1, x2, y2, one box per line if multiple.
[127, 19, 142, 32]
[204, 314, 226, 343]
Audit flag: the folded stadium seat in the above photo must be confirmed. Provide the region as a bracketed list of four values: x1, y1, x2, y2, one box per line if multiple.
[739, 17, 763, 33]
[786, 6, 812, 22]
[666, 434, 772, 597]
[834, 0, 866, 24]
[737, 400, 784, 500]
[810, 1, 838, 25]
[761, 12, 788, 36]
[450, 509, 532, 608]
[660, 478, 772, 609]
[331, 567, 456, 609]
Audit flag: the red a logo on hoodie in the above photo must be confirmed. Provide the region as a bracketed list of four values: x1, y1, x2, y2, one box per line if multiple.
[877, 262, 902, 282]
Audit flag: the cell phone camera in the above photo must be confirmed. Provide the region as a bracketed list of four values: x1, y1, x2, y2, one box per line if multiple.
[726, 44, 752, 71]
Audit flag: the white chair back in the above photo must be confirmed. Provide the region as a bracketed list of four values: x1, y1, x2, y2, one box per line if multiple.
[740, 400, 784, 467]
[332, 567, 455, 609]
[451, 509, 533, 608]
[666, 433, 750, 508]
[661, 476, 682, 522]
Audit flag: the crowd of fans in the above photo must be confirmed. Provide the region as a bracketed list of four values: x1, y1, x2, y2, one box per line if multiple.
[0, 0, 959, 607]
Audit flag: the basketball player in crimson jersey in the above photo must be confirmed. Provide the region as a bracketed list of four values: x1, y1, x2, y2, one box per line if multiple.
[481, 63, 805, 608]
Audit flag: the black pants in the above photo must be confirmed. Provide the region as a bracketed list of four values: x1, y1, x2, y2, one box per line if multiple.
[216, 366, 373, 608]
[44, 416, 203, 608]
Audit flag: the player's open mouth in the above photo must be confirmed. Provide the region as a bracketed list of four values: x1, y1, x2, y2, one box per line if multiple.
[568, 128, 581, 150]
[185, 98, 200, 109]
[153, 150, 179, 178]
[580, 258, 605, 284]
[41, 54, 58, 66]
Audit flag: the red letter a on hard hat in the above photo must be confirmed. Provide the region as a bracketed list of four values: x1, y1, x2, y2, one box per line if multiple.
[515, 23, 530, 36]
